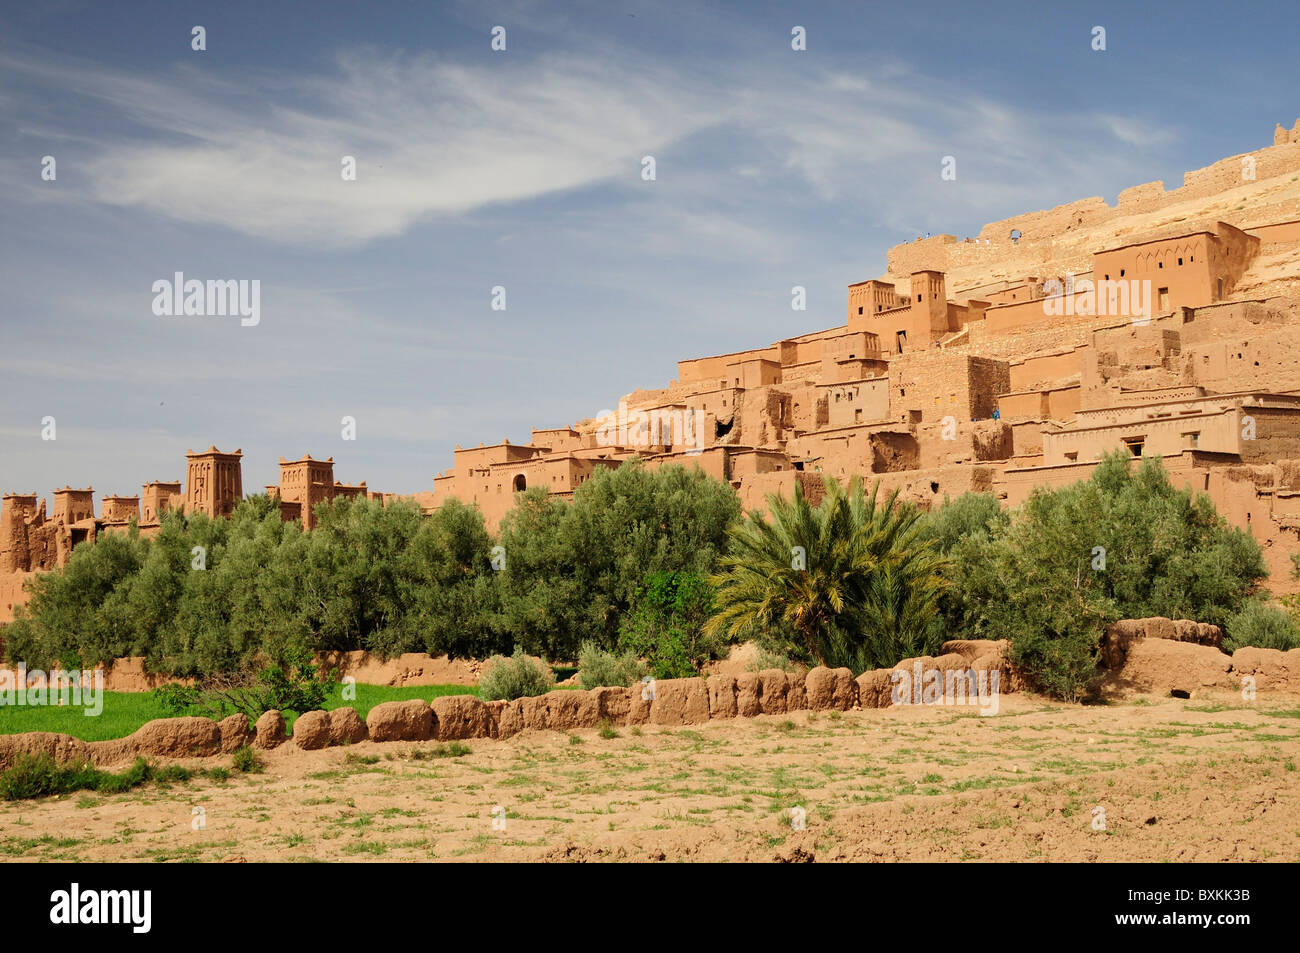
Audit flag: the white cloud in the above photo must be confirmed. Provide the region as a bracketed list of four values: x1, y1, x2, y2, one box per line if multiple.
[11, 52, 712, 248]
[2, 47, 1178, 251]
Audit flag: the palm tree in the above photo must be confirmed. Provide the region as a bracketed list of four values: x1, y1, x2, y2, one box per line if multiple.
[705, 477, 950, 673]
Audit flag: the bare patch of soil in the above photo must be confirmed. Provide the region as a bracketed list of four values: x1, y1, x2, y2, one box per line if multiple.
[2, 693, 1297, 862]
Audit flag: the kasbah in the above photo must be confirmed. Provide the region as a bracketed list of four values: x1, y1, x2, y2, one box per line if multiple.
[8, 119, 1300, 621]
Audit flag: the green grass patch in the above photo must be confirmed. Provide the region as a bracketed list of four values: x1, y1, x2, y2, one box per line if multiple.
[0, 753, 202, 801]
[0, 682, 479, 741]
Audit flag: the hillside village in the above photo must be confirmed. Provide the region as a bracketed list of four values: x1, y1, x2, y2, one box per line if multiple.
[7, 120, 1300, 621]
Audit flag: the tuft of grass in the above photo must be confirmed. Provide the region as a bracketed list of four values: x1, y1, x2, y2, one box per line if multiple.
[1263, 708, 1300, 719]
[231, 745, 263, 774]
[408, 742, 471, 760]
[597, 719, 620, 740]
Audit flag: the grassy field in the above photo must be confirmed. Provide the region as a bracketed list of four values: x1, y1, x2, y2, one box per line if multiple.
[0, 683, 479, 741]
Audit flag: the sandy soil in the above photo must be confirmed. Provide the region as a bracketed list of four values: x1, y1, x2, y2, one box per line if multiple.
[2, 692, 1297, 862]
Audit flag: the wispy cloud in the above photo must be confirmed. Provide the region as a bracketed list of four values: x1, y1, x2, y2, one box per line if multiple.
[3, 45, 1177, 250]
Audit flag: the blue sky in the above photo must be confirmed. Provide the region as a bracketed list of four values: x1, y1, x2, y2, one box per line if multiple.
[1, 0, 1296, 499]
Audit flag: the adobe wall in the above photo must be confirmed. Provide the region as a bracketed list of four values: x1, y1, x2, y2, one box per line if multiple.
[971, 140, 1300, 246]
[885, 234, 957, 276]
[1243, 406, 1300, 462]
[995, 449, 1236, 508]
[0, 644, 1026, 769]
[1046, 385, 1081, 420]
[0, 496, 37, 574]
[532, 428, 582, 454]
[912, 416, 1012, 469]
[734, 470, 827, 514]
[997, 384, 1080, 422]
[1176, 299, 1300, 394]
[678, 346, 780, 385]
[1115, 180, 1169, 215]
[874, 463, 999, 509]
[785, 428, 874, 481]
[976, 196, 1114, 245]
[1249, 220, 1300, 244]
[891, 352, 1009, 423]
[819, 377, 890, 429]
[9, 632, 1300, 771]
[961, 306, 1119, 359]
[1041, 407, 1242, 465]
[643, 447, 731, 483]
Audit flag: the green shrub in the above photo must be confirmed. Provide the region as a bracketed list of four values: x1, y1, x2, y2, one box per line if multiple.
[923, 492, 1009, 636]
[151, 683, 204, 715]
[478, 646, 555, 701]
[0, 754, 186, 801]
[0, 754, 92, 800]
[1225, 598, 1300, 651]
[577, 641, 647, 689]
[956, 454, 1266, 701]
[231, 745, 263, 774]
[95, 757, 154, 794]
[620, 571, 728, 679]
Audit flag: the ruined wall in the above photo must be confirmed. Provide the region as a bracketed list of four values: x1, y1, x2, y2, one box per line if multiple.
[1177, 299, 1300, 394]
[976, 196, 1115, 245]
[868, 431, 921, 473]
[874, 463, 999, 510]
[970, 139, 1300, 247]
[885, 234, 957, 276]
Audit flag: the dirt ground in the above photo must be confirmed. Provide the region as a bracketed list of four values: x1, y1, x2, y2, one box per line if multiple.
[2, 692, 1297, 862]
